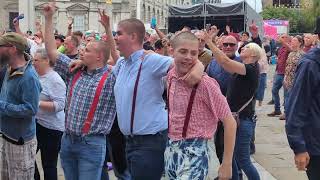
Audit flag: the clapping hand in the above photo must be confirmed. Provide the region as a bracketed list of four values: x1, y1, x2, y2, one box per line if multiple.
[208, 25, 219, 41]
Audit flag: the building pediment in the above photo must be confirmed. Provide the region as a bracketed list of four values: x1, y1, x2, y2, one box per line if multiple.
[66, 3, 89, 11]
[4, 3, 18, 10]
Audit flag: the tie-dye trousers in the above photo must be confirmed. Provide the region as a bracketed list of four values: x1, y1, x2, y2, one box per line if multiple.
[164, 138, 209, 180]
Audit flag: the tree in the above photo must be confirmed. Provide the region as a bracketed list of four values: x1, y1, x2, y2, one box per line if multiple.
[261, 6, 300, 33]
[261, 0, 320, 33]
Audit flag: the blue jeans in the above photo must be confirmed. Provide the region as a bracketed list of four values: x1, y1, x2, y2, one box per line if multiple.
[283, 88, 290, 113]
[255, 73, 267, 101]
[60, 133, 106, 180]
[271, 74, 284, 112]
[235, 118, 260, 180]
[125, 130, 167, 180]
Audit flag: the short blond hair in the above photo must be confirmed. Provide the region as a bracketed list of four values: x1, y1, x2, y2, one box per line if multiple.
[244, 43, 262, 61]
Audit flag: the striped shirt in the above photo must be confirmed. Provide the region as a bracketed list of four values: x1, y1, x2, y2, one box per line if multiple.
[54, 53, 116, 135]
[167, 68, 232, 141]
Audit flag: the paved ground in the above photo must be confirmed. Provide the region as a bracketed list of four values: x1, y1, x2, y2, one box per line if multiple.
[2, 65, 309, 180]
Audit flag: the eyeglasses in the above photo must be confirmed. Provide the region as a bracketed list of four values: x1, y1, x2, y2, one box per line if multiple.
[222, 43, 236, 47]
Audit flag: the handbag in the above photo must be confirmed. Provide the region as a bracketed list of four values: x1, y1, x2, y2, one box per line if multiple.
[232, 96, 254, 126]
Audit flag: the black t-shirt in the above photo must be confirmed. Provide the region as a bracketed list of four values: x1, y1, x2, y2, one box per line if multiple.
[226, 63, 259, 119]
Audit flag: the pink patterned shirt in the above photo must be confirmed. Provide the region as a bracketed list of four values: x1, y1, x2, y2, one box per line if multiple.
[167, 68, 232, 141]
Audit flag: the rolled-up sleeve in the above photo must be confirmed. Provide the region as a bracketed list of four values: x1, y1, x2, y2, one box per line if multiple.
[49, 80, 66, 112]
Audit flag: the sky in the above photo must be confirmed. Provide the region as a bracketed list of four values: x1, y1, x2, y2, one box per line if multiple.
[221, 0, 263, 12]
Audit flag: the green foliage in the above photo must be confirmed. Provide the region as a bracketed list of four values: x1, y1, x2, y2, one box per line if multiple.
[261, 0, 320, 33]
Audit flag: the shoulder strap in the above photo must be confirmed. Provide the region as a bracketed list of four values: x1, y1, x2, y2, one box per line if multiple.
[82, 66, 112, 134]
[182, 84, 198, 138]
[67, 71, 82, 110]
[237, 96, 254, 113]
[130, 56, 144, 135]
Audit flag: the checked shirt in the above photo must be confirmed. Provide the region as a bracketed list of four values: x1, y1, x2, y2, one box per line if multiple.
[54, 53, 116, 135]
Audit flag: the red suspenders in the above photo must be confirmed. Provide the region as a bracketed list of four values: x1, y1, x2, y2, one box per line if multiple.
[167, 78, 198, 138]
[67, 67, 111, 134]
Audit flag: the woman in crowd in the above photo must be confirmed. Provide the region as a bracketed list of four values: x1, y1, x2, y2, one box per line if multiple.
[256, 48, 269, 106]
[201, 31, 261, 180]
[283, 35, 304, 110]
[33, 48, 66, 180]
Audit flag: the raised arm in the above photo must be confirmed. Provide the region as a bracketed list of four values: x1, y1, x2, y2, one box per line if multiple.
[155, 26, 166, 39]
[13, 18, 23, 36]
[43, 2, 59, 63]
[201, 31, 246, 75]
[66, 18, 73, 37]
[98, 9, 120, 62]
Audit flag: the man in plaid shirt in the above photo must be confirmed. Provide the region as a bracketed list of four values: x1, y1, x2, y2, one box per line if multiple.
[43, 3, 116, 180]
[165, 32, 237, 180]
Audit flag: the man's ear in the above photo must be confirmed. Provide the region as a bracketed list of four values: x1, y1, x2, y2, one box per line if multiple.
[131, 33, 137, 42]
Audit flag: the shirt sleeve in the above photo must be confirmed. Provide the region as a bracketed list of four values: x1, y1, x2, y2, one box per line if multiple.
[205, 78, 232, 121]
[285, 59, 317, 154]
[147, 54, 173, 78]
[53, 53, 72, 82]
[48, 74, 66, 112]
[243, 63, 258, 80]
[0, 76, 41, 118]
[112, 57, 124, 78]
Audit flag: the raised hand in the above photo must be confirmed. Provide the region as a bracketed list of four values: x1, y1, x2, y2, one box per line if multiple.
[208, 25, 219, 39]
[13, 17, 19, 27]
[198, 30, 211, 44]
[249, 20, 258, 35]
[225, 25, 231, 34]
[35, 19, 42, 31]
[98, 9, 110, 29]
[42, 2, 57, 18]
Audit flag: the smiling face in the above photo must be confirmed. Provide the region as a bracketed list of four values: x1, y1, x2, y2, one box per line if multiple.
[173, 40, 198, 77]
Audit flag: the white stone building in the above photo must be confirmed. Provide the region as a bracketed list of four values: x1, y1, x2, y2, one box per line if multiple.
[0, 0, 191, 35]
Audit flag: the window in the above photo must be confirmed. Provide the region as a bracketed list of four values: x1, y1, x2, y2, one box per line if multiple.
[73, 15, 85, 32]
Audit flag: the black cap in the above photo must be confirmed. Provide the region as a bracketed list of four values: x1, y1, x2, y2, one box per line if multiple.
[55, 34, 65, 42]
[315, 17, 320, 34]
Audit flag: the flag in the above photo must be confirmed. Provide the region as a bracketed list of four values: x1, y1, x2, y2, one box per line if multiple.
[105, 0, 112, 4]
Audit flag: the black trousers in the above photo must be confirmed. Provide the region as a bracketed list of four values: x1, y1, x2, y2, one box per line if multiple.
[307, 155, 320, 180]
[34, 122, 63, 180]
[106, 116, 127, 175]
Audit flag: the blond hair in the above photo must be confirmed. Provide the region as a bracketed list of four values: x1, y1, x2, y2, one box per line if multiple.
[244, 43, 262, 61]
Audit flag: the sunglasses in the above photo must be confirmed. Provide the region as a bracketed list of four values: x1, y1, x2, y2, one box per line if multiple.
[222, 43, 236, 47]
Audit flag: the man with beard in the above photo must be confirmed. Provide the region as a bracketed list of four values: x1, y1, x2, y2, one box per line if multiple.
[0, 32, 41, 179]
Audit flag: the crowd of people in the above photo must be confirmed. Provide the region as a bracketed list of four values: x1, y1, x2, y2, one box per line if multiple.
[0, 1, 320, 180]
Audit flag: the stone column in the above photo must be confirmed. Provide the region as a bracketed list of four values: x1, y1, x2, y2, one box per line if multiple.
[19, 0, 35, 33]
[57, 10, 68, 35]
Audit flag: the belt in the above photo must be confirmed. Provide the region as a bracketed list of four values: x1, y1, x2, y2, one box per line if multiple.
[125, 130, 167, 139]
[2, 134, 25, 145]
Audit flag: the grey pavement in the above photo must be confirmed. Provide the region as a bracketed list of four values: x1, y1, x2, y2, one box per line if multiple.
[2, 65, 309, 180]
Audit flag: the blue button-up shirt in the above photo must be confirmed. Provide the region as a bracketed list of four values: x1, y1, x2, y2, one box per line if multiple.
[207, 56, 241, 95]
[113, 49, 172, 135]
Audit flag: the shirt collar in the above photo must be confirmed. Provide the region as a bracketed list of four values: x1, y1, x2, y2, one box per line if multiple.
[84, 65, 110, 75]
[8, 55, 32, 78]
[126, 49, 144, 62]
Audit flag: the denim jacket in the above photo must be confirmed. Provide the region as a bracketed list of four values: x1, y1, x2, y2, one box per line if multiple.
[0, 56, 41, 142]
